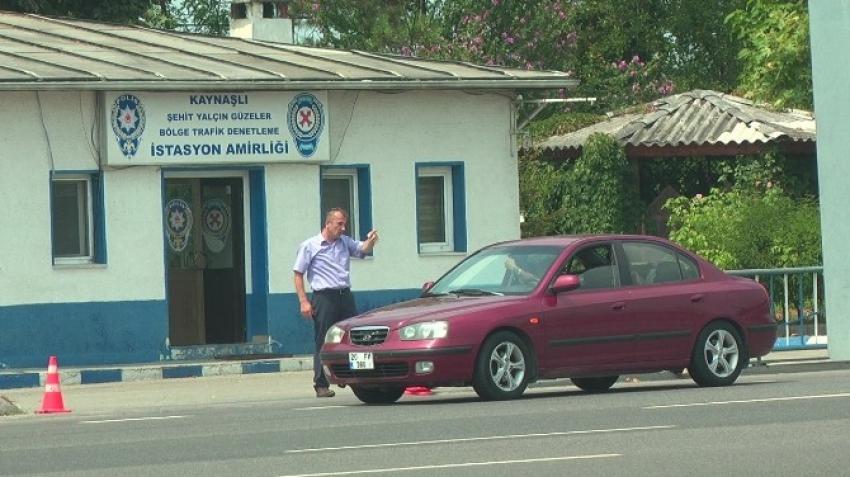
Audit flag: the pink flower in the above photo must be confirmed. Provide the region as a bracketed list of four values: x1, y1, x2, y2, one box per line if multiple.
[492, 0, 501, 5]
[311, 2, 320, 12]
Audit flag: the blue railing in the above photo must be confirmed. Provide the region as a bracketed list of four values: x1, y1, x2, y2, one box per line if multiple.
[727, 266, 826, 350]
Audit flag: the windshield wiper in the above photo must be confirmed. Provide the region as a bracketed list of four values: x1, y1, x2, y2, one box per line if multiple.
[447, 288, 503, 296]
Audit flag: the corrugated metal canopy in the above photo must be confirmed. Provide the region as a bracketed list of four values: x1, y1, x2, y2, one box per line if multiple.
[536, 90, 815, 158]
[0, 11, 577, 91]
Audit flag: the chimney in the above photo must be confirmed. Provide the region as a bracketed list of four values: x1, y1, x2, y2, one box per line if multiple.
[229, 0, 293, 44]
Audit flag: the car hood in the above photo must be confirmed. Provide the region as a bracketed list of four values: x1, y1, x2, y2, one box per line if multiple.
[342, 295, 525, 329]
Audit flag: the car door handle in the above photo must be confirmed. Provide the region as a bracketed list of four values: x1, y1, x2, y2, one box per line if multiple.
[690, 294, 704, 303]
[611, 301, 626, 310]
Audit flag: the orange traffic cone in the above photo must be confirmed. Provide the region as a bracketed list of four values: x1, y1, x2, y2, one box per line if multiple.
[36, 356, 70, 414]
[404, 386, 433, 396]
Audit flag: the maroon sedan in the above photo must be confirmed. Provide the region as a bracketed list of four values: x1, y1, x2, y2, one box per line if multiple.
[320, 235, 776, 404]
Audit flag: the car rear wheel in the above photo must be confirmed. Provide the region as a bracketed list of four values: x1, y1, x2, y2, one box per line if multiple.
[350, 385, 405, 404]
[688, 322, 744, 387]
[571, 376, 618, 393]
[472, 331, 530, 401]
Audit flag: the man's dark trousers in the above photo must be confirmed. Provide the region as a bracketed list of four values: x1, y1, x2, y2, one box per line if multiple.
[312, 288, 357, 388]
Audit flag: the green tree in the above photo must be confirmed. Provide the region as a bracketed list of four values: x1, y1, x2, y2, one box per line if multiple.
[289, 0, 445, 53]
[0, 0, 159, 23]
[520, 133, 640, 237]
[726, 0, 812, 109]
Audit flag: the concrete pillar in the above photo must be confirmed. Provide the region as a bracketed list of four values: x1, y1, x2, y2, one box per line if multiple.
[809, 1, 850, 360]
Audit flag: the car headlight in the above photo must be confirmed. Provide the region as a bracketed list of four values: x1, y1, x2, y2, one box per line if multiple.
[399, 321, 449, 340]
[325, 325, 345, 344]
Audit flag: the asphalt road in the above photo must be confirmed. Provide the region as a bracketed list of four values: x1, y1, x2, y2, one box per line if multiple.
[2, 369, 850, 477]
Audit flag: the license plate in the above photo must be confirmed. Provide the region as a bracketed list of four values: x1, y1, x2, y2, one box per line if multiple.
[349, 352, 374, 370]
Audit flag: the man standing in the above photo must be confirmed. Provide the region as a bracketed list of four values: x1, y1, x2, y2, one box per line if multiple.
[293, 208, 379, 398]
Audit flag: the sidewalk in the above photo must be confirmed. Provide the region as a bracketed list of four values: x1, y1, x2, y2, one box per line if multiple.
[0, 348, 841, 392]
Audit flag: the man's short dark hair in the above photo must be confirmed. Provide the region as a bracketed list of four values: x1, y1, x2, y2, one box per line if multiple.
[325, 208, 349, 224]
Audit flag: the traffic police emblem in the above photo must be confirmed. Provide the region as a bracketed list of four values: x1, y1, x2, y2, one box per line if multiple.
[111, 94, 146, 159]
[287, 93, 324, 158]
[165, 198, 193, 252]
[202, 198, 231, 253]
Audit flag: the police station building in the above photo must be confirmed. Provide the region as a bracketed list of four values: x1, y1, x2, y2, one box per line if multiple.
[0, 6, 575, 368]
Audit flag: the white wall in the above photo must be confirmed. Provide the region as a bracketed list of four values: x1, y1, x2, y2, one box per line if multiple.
[2, 88, 521, 304]
[0, 91, 166, 306]
[269, 89, 521, 294]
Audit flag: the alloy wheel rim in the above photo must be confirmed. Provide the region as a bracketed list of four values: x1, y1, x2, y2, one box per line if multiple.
[488, 341, 526, 391]
[703, 329, 739, 378]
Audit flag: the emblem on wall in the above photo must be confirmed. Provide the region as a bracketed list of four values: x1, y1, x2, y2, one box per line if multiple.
[165, 199, 193, 252]
[287, 92, 324, 158]
[202, 198, 231, 253]
[111, 94, 146, 159]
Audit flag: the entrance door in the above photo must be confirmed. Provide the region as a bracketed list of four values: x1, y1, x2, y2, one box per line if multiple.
[165, 177, 246, 345]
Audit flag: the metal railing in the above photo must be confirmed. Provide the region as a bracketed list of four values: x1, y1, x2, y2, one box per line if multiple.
[727, 266, 826, 350]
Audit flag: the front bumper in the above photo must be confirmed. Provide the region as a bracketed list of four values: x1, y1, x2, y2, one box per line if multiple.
[319, 345, 475, 387]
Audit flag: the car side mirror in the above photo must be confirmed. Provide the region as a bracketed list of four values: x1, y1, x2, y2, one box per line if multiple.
[421, 281, 435, 296]
[550, 274, 580, 293]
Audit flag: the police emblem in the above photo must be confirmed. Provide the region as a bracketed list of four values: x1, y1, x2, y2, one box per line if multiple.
[111, 94, 146, 159]
[165, 199, 193, 252]
[287, 93, 324, 157]
[202, 198, 231, 253]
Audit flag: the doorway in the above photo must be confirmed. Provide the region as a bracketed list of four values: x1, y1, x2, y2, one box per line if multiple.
[165, 176, 246, 345]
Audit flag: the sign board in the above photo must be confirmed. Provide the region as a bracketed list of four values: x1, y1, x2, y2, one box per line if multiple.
[104, 91, 329, 165]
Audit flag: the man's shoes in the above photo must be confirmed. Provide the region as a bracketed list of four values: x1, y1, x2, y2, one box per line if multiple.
[315, 387, 336, 398]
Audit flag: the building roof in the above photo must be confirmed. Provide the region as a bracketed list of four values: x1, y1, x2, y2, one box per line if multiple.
[536, 90, 815, 158]
[0, 11, 577, 91]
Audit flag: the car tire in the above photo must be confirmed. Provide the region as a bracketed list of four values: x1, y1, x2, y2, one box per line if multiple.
[472, 331, 530, 401]
[688, 321, 744, 387]
[350, 385, 405, 405]
[571, 376, 618, 393]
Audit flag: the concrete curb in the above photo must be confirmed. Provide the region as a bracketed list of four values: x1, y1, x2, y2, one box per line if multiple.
[0, 356, 314, 391]
[2, 354, 845, 391]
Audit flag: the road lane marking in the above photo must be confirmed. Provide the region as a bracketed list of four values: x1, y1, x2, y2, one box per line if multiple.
[276, 454, 622, 477]
[81, 415, 188, 424]
[286, 425, 673, 454]
[294, 405, 350, 411]
[644, 392, 850, 409]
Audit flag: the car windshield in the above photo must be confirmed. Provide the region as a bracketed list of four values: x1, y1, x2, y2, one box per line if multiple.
[428, 245, 563, 296]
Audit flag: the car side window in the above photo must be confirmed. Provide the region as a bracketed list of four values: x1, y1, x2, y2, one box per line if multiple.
[622, 242, 686, 285]
[678, 253, 700, 280]
[565, 244, 619, 290]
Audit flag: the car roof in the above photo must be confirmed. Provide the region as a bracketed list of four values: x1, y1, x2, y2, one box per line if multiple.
[492, 234, 675, 248]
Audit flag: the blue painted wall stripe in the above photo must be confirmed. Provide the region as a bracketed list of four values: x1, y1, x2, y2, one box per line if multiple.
[80, 369, 122, 384]
[0, 373, 40, 390]
[242, 361, 280, 374]
[163, 365, 203, 379]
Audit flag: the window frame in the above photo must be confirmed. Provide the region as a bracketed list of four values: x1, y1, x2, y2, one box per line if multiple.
[51, 171, 105, 265]
[415, 162, 466, 255]
[416, 165, 454, 253]
[319, 165, 372, 241]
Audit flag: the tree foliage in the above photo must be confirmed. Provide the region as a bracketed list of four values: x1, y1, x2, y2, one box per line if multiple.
[666, 188, 820, 269]
[520, 133, 640, 237]
[726, 0, 812, 109]
[665, 153, 821, 269]
[0, 0, 157, 23]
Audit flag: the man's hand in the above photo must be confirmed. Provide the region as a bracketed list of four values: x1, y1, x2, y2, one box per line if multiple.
[300, 299, 314, 319]
[361, 229, 379, 253]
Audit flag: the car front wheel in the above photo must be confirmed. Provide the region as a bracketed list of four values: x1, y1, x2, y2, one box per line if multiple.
[689, 322, 744, 387]
[350, 385, 405, 404]
[571, 376, 618, 393]
[472, 331, 530, 401]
